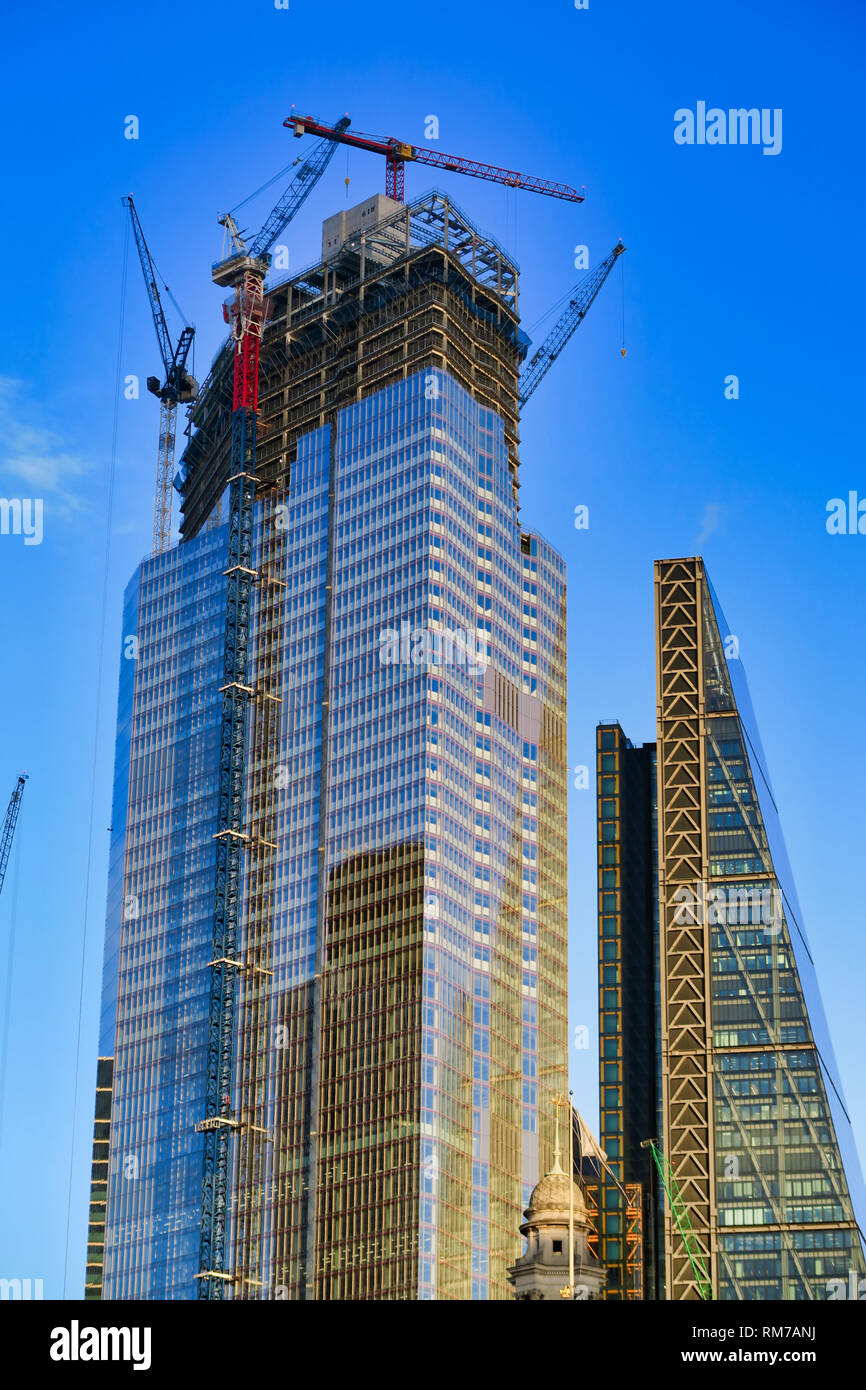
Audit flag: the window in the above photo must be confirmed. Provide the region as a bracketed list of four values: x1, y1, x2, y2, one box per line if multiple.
[552, 1240, 563, 1254]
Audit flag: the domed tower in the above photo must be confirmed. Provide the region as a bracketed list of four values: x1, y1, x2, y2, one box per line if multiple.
[507, 1113, 605, 1301]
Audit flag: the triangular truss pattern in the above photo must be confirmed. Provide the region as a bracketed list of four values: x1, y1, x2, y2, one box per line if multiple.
[654, 556, 865, 1300]
[655, 558, 712, 1299]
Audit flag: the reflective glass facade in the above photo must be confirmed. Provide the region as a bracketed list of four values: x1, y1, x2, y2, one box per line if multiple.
[654, 557, 865, 1299]
[698, 573, 866, 1298]
[97, 528, 230, 1298]
[313, 372, 568, 1299]
[601, 558, 865, 1300]
[85, 573, 140, 1297]
[88, 362, 567, 1299]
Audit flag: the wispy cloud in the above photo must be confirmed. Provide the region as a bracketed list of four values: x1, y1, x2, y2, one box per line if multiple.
[695, 501, 722, 548]
[0, 377, 90, 517]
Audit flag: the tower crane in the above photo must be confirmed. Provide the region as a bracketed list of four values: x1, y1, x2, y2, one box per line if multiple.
[0, 776, 26, 901]
[196, 117, 350, 1299]
[519, 241, 625, 409]
[123, 196, 198, 555]
[284, 114, 622, 404]
[284, 111, 584, 205]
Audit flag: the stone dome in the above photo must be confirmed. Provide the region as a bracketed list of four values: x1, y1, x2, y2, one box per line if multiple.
[523, 1161, 586, 1227]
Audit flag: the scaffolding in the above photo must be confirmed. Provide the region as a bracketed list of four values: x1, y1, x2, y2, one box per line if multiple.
[230, 485, 285, 1296]
[584, 1178, 645, 1300]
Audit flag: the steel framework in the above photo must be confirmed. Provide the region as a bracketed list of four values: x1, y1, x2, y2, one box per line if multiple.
[624, 1182, 644, 1300]
[654, 557, 717, 1300]
[180, 190, 525, 537]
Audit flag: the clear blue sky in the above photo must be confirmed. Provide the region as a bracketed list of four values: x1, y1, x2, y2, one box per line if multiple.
[0, 0, 863, 1296]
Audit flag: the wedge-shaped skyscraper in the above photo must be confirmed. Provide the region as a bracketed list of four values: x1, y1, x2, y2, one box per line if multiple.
[597, 557, 865, 1299]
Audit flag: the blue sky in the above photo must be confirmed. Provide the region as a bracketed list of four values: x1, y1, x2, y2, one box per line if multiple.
[0, 0, 864, 1296]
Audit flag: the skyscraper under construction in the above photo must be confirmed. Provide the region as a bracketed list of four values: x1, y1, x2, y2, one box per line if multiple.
[597, 557, 866, 1299]
[85, 191, 569, 1300]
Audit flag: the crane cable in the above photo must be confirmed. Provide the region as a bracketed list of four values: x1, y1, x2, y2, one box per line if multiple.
[525, 255, 599, 337]
[620, 252, 626, 357]
[229, 154, 305, 217]
[525, 279, 580, 337]
[525, 252, 628, 356]
[146, 245, 189, 329]
[0, 814, 23, 1161]
[62, 209, 130, 1298]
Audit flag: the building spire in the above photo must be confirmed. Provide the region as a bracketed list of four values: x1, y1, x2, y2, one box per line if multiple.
[551, 1094, 566, 1175]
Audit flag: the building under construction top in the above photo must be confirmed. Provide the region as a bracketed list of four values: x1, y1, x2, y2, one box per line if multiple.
[178, 189, 528, 535]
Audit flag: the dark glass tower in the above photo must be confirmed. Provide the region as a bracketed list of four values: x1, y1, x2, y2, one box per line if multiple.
[598, 557, 866, 1300]
[595, 724, 662, 1299]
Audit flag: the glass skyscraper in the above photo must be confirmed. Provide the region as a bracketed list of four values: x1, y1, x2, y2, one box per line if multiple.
[594, 723, 662, 1300]
[597, 556, 866, 1300]
[86, 192, 568, 1300]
